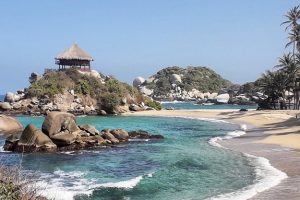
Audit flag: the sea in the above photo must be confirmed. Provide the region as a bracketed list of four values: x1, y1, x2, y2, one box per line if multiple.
[0, 115, 285, 200]
[0, 95, 4, 101]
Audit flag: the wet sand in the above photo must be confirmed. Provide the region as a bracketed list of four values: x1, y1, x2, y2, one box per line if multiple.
[124, 109, 300, 199]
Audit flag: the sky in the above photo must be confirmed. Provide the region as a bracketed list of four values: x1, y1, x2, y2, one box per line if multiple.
[0, 0, 299, 94]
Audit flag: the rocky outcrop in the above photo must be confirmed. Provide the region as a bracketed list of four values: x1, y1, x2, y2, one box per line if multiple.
[128, 130, 164, 139]
[0, 115, 23, 134]
[4, 112, 164, 153]
[4, 124, 57, 152]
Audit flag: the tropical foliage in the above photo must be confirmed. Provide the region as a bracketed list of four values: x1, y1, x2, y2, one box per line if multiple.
[256, 5, 300, 109]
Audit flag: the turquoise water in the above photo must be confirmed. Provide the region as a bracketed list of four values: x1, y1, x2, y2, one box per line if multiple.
[161, 102, 257, 110]
[0, 95, 4, 101]
[0, 116, 255, 200]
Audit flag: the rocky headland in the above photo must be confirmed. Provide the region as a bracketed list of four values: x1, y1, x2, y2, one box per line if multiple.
[3, 111, 164, 153]
[0, 68, 161, 116]
[132, 66, 270, 106]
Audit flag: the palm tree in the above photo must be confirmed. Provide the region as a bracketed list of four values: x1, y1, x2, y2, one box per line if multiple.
[275, 53, 300, 108]
[282, 6, 300, 58]
[257, 70, 289, 109]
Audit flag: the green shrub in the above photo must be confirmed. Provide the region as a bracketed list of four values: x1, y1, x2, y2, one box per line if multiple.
[145, 100, 162, 110]
[98, 93, 120, 113]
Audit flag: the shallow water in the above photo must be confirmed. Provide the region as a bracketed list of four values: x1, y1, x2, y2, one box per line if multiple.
[0, 116, 256, 200]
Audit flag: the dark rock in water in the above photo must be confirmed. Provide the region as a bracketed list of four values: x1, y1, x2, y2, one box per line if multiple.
[239, 108, 248, 112]
[101, 130, 119, 144]
[4, 111, 164, 153]
[128, 130, 164, 139]
[110, 129, 129, 141]
[4, 124, 57, 152]
[79, 125, 100, 136]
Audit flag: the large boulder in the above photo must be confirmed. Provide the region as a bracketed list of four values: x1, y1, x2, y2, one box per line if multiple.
[0, 102, 12, 111]
[42, 112, 78, 146]
[14, 124, 57, 152]
[110, 129, 129, 141]
[0, 115, 23, 134]
[215, 93, 230, 104]
[133, 77, 145, 87]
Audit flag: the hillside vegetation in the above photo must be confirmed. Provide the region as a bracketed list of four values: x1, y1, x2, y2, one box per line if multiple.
[25, 69, 151, 113]
[144, 66, 231, 96]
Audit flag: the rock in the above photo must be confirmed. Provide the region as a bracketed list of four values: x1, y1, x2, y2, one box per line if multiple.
[129, 104, 144, 112]
[115, 105, 129, 113]
[12, 102, 22, 110]
[79, 125, 100, 136]
[0, 102, 12, 110]
[0, 115, 23, 134]
[110, 129, 129, 141]
[42, 112, 79, 146]
[13, 124, 57, 152]
[169, 74, 182, 84]
[133, 77, 145, 87]
[101, 130, 119, 144]
[139, 86, 153, 96]
[215, 93, 230, 104]
[128, 130, 164, 140]
[99, 110, 107, 115]
[4, 92, 15, 103]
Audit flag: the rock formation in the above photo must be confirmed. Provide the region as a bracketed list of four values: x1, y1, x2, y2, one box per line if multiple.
[0, 115, 23, 134]
[4, 112, 164, 153]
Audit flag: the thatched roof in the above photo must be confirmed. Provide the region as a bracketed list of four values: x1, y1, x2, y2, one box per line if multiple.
[55, 44, 93, 61]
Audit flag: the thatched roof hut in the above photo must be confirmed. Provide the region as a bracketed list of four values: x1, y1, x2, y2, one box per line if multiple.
[55, 44, 93, 71]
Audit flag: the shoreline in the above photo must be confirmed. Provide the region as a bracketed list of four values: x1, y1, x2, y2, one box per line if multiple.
[123, 109, 300, 200]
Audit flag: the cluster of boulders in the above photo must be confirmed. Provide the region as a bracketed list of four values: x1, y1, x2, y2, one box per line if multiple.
[133, 75, 258, 105]
[3, 112, 164, 153]
[0, 89, 101, 116]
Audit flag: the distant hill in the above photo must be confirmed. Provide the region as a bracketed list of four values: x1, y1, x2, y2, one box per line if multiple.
[139, 66, 232, 99]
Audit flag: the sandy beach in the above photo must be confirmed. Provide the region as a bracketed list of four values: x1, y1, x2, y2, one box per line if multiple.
[124, 109, 300, 199]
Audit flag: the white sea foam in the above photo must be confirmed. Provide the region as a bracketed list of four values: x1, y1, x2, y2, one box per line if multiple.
[173, 116, 231, 124]
[207, 123, 288, 200]
[209, 154, 287, 200]
[36, 169, 153, 200]
[208, 124, 247, 148]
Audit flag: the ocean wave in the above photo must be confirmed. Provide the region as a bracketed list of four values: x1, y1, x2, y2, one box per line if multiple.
[36, 169, 154, 200]
[208, 124, 288, 200]
[209, 154, 287, 200]
[174, 116, 231, 124]
[208, 124, 247, 148]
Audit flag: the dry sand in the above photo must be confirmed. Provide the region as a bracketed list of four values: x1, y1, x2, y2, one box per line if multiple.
[123, 109, 300, 199]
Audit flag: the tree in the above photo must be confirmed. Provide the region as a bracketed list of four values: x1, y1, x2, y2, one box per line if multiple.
[282, 6, 300, 58]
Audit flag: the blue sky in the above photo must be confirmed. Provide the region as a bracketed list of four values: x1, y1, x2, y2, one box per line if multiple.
[0, 0, 299, 94]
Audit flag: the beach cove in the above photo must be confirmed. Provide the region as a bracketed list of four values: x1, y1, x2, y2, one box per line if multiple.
[124, 109, 300, 199]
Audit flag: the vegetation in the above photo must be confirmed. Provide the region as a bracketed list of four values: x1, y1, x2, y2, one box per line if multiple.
[26, 68, 146, 113]
[144, 99, 162, 110]
[0, 165, 42, 200]
[145, 66, 231, 96]
[254, 5, 300, 109]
